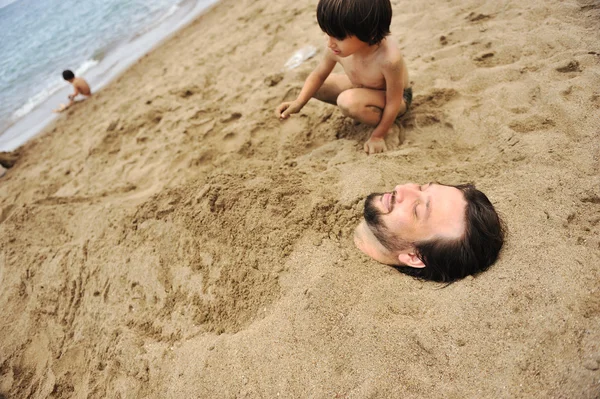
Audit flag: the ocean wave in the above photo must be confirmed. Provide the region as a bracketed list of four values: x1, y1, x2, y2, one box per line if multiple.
[75, 59, 99, 76]
[11, 81, 63, 119]
[10, 58, 99, 120]
[158, 4, 180, 23]
[130, 3, 181, 39]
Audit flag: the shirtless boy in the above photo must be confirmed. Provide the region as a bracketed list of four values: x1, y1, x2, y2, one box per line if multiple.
[53, 70, 92, 113]
[276, 0, 411, 154]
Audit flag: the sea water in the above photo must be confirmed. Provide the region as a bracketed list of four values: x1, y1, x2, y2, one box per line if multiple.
[0, 0, 217, 151]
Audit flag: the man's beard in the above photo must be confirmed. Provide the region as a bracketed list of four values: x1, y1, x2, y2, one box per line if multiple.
[364, 193, 411, 253]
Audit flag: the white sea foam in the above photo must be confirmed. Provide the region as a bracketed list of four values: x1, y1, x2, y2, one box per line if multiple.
[75, 59, 99, 76]
[11, 80, 64, 119]
[160, 4, 180, 22]
[134, 4, 181, 37]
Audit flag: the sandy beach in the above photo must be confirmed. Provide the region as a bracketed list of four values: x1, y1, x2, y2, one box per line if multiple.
[1, 0, 599, 397]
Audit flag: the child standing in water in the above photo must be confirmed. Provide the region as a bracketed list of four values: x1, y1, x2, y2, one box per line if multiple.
[276, 0, 411, 155]
[53, 70, 92, 113]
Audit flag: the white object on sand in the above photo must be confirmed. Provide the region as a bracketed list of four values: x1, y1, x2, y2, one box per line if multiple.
[284, 45, 317, 70]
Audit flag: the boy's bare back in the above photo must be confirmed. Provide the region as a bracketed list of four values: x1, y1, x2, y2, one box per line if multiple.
[72, 77, 91, 97]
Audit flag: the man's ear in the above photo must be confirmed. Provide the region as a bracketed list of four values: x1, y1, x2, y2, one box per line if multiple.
[398, 252, 425, 268]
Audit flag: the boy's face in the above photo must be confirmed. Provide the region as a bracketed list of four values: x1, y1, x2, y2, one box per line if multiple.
[325, 35, 368, 57]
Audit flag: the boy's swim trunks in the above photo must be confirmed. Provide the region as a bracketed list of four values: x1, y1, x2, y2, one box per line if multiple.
[399, 87, 412, 117]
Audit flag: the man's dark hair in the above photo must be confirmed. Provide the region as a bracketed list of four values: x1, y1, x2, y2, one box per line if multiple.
[317, 0, 392, 46]
[394, 184, 506, 282]
[62, 70, 75, 81]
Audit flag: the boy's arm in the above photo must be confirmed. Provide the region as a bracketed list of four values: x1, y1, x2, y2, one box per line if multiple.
[369, 58, 406, 139]
[278, 52, 336, 118]
[295, 53, 336, 106]
[69, 85, 80, 100]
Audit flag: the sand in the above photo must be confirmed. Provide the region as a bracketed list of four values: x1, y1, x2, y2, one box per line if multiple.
[1, 0, 599, 397]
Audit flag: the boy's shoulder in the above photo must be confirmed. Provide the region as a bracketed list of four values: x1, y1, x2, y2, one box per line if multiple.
[376, 38, 405, 66]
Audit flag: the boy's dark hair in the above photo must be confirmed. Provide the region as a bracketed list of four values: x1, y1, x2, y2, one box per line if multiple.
[62, 70, 75, 81]
[317, 0, 392, 46]
[394, 184, 506, 282]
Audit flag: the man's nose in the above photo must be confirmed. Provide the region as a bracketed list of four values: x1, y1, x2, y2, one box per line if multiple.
[394, 184, 419, 203]
[327, 36, 334, 47]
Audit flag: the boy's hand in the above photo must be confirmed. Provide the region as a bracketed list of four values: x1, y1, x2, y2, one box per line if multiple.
[276, 101, 303, 119]
[364, 137, 388, 155]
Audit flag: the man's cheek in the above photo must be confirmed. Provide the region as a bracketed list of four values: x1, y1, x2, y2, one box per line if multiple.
[385, 217, 406, 237]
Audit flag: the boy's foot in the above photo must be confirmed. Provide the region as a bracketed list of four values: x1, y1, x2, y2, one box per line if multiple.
[53, 104, 67, 113]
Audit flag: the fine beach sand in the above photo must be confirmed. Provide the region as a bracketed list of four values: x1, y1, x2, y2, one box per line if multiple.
[1, 0, 599, 397]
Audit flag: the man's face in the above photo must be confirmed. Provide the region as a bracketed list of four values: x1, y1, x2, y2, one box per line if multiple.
[364, 183, 467, 252]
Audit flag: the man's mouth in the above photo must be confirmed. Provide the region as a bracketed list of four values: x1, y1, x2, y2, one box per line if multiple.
[381, 192, 394, 213]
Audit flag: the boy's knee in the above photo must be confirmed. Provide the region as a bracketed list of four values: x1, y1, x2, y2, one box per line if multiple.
[337, 91, 382, 122]
[337, 91, 358, 117]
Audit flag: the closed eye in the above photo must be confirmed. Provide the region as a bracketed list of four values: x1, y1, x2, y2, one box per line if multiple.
[415, 183, 432, 217]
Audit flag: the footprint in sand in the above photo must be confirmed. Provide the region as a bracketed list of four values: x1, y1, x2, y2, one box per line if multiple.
[168, 85, 199, 99]
[406, 88, 459, 127]
[466, 12, 492, 23]
[0, 204, 14, 223]
[223, 132, 237, 141]
[591, 93, 600, 109]
[508, 114, 556, 133]
[473, 46, 522, 67]
[555, 60, 582, 73]
[220, 112, 242, 123]
[264, 73, 284, 87]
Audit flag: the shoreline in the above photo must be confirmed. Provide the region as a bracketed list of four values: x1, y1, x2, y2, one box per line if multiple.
[0, 0, 218, 152]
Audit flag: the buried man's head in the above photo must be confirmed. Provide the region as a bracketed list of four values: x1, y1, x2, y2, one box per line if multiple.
[354, 183, 505, 282]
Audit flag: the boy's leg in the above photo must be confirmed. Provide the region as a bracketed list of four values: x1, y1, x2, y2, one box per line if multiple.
[336, 88, 386, 126]
[336, 88, 409, 126]
[313, 74, 355, 105]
